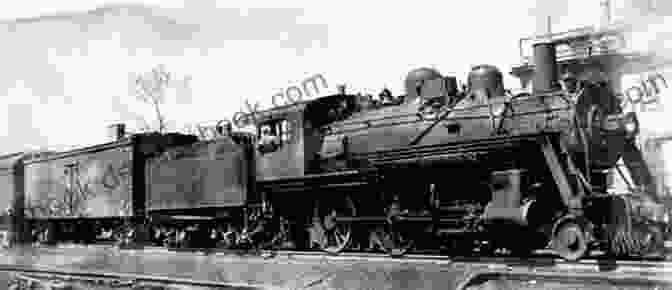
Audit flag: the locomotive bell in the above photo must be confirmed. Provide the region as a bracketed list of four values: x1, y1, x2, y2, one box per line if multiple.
[404, 67, 442, 102]
[467, 65, 505, 100]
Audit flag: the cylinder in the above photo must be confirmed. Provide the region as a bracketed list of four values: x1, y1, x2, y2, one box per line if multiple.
[532, 42, 560, 93]
[490, 169, 523, 208]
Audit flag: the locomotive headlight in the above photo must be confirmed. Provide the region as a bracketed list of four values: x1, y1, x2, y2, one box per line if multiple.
[625, 122, 636, 133]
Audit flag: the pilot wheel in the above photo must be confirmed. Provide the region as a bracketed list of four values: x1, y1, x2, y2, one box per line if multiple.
[551, 220, 588, 261]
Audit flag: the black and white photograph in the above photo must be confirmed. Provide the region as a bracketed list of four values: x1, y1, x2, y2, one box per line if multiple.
[1, 0, 672, 289]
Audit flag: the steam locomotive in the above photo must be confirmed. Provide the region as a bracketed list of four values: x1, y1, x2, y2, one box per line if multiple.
[0, 38, 668, 261]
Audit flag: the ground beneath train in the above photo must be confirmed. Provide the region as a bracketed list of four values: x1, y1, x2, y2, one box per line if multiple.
[0, 246, 670, 290]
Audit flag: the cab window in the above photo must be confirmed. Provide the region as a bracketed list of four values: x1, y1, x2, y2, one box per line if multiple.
[257, 119, 293, 154]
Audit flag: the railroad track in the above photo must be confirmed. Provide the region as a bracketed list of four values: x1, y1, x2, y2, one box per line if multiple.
[0, 264, 269, 290]
[5, 247, 672, 290]
[264, 250, 672, 273]
[5, 245, 672, 290]
[46, 243, 672, 273]
[5, 261, 671, 290]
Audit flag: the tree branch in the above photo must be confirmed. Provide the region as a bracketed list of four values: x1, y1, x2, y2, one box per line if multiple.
[132, 64, 177, 134]
[151, 97, 165, 133]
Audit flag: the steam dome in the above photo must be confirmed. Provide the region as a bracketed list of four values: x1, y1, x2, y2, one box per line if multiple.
[404, 67, 443, 101]
[467, 64, 505, 99]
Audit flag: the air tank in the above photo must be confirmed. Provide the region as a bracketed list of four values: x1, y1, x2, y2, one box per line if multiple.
[467, 65, 505, 99]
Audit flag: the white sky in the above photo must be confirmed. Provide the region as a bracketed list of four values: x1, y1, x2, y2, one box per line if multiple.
[0, 0, 656, 152]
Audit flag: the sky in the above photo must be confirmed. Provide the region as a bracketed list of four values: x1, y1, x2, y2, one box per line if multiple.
[0, 0, 663, 153]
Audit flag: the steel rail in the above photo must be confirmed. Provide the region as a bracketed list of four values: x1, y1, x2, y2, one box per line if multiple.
[264, 251, 672, 271]
[0, 263, 270, 289]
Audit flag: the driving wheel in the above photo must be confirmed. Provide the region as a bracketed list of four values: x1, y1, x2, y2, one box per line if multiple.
[310, 195, 356, 255]
[379, 202, 414, 257]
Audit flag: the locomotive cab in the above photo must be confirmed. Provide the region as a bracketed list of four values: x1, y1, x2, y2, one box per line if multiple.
[251, 93, 361, 180]
[252, 103, 307, 181]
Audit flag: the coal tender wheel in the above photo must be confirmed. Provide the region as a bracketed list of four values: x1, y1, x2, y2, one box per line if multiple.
[552, 222, 587, 261]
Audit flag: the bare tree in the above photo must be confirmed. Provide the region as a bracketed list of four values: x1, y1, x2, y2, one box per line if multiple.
[132, 64, 173, 134]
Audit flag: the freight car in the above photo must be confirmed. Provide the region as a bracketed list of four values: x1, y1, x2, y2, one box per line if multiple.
[0, 151, 58, 246]
[0, 152, 24, 247]
[3, 133, 197, 246]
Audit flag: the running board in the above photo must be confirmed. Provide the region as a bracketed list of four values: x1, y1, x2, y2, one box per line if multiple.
[353, 133, 559, 167]
[334, 216, 472, 225]
[258, 170, 379, 193]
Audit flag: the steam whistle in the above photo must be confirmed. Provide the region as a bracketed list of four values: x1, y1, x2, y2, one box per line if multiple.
[337, 84, 347, 95]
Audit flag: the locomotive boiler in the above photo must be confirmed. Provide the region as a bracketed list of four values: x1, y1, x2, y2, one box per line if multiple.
[241, 39, 667, 260]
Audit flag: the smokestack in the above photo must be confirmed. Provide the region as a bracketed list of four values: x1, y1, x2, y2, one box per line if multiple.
[532, 42, 560, 93]
[531, 13, 559, 93]
[107, 123, 126, 141]
[600, 0, 611, 28]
